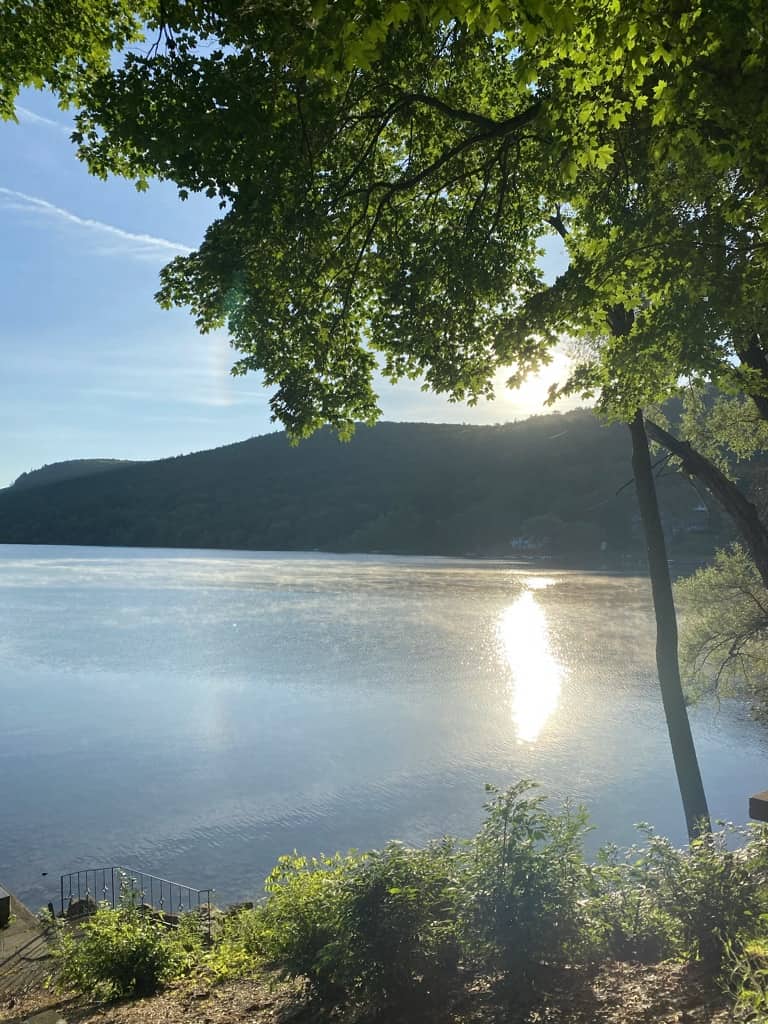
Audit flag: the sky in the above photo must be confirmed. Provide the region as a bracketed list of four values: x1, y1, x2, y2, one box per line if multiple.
[0, 89, 580, 488]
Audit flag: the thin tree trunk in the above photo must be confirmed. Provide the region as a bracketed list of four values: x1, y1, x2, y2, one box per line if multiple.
[645, 418, 768, 589]
[629, 409, 711, 839]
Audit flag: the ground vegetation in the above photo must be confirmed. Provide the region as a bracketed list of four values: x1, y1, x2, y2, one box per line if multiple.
[7, 784, 768, 1024]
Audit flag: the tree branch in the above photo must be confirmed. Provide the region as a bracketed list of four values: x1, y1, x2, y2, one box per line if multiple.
[646, 417, 768, 588]
[367, 99, 541, 197]
[395, 90, 518, 130]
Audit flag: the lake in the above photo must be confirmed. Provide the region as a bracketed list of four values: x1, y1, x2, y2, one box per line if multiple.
[1, 544, 766, 912]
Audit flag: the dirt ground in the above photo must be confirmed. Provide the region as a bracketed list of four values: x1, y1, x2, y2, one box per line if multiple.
[0, 959, 734, 1024]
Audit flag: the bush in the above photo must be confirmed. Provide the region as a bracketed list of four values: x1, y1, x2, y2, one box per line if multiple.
[584, 843, 683, 963]
[465, 782, 592, 988]
[339, 840, 465, 1014]
[253, 851, 356, 1001]
[246, 783, 596, 1015]
[204, 906, 266, 980]
[665, 830, 760, 966]
[48, 790, 768, 1012]
[586, 825, 763, 968]
[52, 901, 203, 1000]
[246, 843, 465, 1015]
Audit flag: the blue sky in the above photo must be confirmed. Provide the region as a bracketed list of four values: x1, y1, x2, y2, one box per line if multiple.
[0, 90, 577, 488]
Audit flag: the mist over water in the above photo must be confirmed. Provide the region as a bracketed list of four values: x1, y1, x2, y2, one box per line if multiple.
[1, 544, 766, 910]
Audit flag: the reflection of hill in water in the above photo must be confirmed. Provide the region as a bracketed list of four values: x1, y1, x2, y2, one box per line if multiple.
[0, 412, 732, 556]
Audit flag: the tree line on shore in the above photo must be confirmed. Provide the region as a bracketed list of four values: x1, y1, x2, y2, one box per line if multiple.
[0, 411, 736, 558]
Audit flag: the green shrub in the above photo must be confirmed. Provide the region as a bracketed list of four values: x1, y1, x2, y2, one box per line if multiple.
[52, 787, 768, 1011]
[339, 840, 465, 1015]
[52, 901, 203, 1000]
[585, 825, 762, 968]
[254, 852, 358, 1001]
[675, 832, 760, 965]
[204, 905, 272, 980]
[239, 841, 466, 1015]
[465, 782, 592, 988]
[583, 844, 683, 962]
[723, 935, 768, 1021]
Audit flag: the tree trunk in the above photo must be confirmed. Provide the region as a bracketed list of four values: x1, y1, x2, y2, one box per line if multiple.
[645, 418, 768, 589]
[629, 410, 711, 839]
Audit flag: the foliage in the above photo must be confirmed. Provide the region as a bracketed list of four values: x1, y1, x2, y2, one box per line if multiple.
[677, 546, 768, 714]
[0, 1, 151, 121]
[207, 783, 599, 1015]
[338, 840, 465, 1013]
[725, 936, 768, 1021]
[226, 789, 768, 1017]
[584, 859, 683, 964]
[44, 791, 768, 1017]
[465, 782, 591, 983]
[590, 825, 765, 969]
[249, 851, 356, 1001]
[51, 900, 203, 1000]
[651, 828, 759, 965]
[59, 0, 768, 438]
[251, 842, 466, 1014]
[203, 906, 269, 981]
[679, 391, 768, 471]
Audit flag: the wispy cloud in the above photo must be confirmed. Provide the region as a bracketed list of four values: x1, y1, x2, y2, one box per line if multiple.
[84, 386, 266, 408]
[0, 186, 194, 259]
[15, 105, 72, 134]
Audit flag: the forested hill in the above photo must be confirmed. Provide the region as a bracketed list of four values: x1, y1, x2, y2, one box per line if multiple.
[9, 458, 137, 491]
[0, 412, 732, 557]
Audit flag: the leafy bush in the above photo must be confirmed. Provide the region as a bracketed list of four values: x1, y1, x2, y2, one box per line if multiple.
[584, 843, 683, 962]
[246, 843, 465, 1015]
[465, 782, 592, 987]
[724, 935, 768, 1021]
[251, 851, 357, 1000]
[586, 825, 763, 968]
[244, 783, 596, 1015]
[49, 790, 768, 1013]
[52, 901, 203, 1000]
[204, 906, 266, 980]
[339, 840, 465, 1014]
[663, 830, 761, 966]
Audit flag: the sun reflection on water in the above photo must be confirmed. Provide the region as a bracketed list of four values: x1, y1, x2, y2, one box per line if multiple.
[498, 581, 565, 742]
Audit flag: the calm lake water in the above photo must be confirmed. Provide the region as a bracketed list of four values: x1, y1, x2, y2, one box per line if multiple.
[1, 544, 767, 911]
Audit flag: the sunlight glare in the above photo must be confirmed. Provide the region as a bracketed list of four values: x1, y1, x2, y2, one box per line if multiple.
[491, 349, 587, 419]
[498, 588, 564, 742]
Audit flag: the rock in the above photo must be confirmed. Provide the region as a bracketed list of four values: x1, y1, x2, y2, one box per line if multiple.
[64, 897, 97, 920]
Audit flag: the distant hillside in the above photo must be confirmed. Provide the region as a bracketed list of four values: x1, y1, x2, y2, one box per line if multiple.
[0, 413, 734, 557]
[10, 459, 138, 491]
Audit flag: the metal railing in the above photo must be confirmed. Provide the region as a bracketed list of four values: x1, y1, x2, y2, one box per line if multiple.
[59, 866, 214, 937]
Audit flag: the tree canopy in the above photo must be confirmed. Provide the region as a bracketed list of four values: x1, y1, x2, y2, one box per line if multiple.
[61, 0, 768, 436]
[0, 1, 151, 121]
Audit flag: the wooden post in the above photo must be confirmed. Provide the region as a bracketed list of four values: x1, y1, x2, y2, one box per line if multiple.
[749, 791, 768, 822]
[0, 886, 10, 929]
